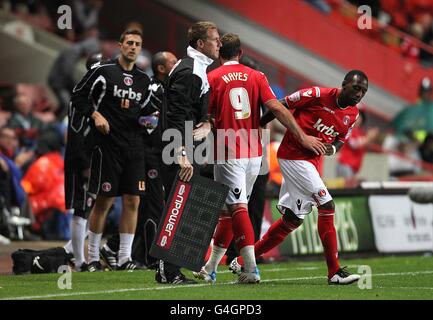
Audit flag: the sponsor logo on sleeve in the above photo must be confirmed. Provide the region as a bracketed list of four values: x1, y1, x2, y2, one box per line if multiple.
[345, 126, 353, 139]
[288, 91, 301, 102]
[302, 89, 313, 98]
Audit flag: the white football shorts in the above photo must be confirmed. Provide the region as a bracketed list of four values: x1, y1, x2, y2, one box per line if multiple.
[277, 159, 332, 219]
[214, 157, 262, 205]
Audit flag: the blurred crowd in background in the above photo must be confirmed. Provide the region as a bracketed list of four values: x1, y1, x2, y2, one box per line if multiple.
[307, 0, 433, 66]
[2, 0, 433, 243]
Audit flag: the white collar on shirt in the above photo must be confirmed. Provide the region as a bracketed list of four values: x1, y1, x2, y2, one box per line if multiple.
[223, 61, 239, 66]
[187, 46, 214, 96]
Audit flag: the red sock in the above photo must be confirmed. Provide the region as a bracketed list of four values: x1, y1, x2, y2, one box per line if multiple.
[317, 209, 340, 278]
[237, 216, 298, 265]
[255, 216, 297, 257]
[231, 207, 255, 251]
[213, 216, 233, 248]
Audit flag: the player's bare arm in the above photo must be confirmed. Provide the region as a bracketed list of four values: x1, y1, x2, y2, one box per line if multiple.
[259, 98, 288, 127]
[265, 99, 326, 155]
[175, 146, 193, 182]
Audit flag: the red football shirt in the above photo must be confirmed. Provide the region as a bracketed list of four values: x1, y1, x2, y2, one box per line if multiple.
[277, 87, 359, 170]
[208, 61, 276, 160]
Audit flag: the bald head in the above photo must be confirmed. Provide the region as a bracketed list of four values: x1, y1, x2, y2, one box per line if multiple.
[152, 51, 178, 81]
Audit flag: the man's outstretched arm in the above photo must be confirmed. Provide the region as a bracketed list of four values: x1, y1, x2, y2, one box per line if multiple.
[260, 98, 287, 127]
[265, 99, 326, 155]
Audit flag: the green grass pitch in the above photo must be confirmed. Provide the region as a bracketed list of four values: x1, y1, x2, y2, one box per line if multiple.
[0, 255, 432, 300]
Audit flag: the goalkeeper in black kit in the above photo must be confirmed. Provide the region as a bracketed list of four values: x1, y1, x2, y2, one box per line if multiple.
[70, 29, 153, 271]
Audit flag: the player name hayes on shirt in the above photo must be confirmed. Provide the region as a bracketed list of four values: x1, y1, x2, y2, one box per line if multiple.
[221, 72, 249, 83]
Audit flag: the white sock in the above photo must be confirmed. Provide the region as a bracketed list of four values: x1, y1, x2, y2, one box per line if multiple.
[204, 245, 227, 273]
[71, 216, 88, 269]
[88, 230, 102, 263]
[117, 233, 134, 266]
[63, 240, 73, 254]
[240, 245, 256, 273]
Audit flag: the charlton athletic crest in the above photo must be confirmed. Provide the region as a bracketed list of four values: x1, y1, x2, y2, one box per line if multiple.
[102, 182, 112, 192]
[124, 76, 133, 86]
[318, 189, 327, 197]
[343, 115, 350, 125]
[148, 169, 158, 179]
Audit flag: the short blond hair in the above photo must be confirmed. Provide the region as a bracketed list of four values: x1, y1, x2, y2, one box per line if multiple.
[187, 21, 217, 48]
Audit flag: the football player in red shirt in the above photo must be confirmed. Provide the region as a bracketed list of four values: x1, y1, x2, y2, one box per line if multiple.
[193, 33, 325, 284]
[231, 70, 368, 285]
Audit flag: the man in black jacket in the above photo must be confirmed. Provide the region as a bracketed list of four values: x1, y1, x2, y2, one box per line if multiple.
[155, 21, 221, 284]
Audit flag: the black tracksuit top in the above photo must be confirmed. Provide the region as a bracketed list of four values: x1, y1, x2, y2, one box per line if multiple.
[71, 58, 151, 149]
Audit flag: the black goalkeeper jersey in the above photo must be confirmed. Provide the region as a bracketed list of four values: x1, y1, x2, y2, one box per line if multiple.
[71, 58, 151, 149]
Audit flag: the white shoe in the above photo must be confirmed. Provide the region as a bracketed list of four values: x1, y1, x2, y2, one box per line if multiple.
[328, 267, 360, 285]
[237, 266, 260, 284]
[228, 257, 242, 275]
[192, 267, 217, 284]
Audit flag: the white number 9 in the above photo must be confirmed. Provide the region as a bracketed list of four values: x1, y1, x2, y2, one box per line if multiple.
[229, 87, 251, 120]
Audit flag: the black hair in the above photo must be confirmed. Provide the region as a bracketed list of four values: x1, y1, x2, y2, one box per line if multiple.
[344, 70, 368, 83]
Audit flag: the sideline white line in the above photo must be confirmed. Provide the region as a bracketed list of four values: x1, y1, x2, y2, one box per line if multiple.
[2, 270, 433, 300]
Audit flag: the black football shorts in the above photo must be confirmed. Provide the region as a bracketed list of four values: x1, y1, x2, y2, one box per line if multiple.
[88, 142, 146, 197]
